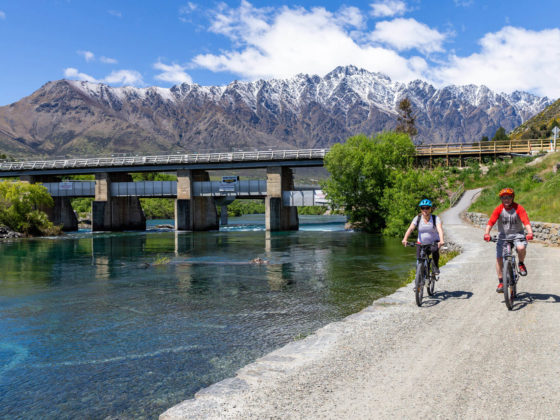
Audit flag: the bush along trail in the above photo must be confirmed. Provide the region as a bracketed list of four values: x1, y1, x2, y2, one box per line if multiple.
[161, 189, 560, 420]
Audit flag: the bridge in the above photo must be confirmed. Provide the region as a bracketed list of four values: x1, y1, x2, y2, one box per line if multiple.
[0, 149, 327, 233]
[0, 141, 555, 232]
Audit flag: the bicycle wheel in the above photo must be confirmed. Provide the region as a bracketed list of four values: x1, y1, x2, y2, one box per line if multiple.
[426, 274, 435, 296]
[415, 263, 425, 307]
[503, 260, 515, 311]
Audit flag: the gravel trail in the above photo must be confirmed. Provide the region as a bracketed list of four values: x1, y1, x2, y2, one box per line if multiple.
[161, 189, 560, 419]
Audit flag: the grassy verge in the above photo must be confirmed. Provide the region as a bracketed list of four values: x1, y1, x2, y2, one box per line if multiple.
[465, 152, 560, 222]
[401, 249, 461, 287]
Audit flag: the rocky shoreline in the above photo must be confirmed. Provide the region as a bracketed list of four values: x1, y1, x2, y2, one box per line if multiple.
[0, 225, 23, 240]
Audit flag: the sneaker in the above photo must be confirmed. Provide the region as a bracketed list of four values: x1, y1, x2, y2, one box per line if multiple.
[432, 265, 440, 275]
[496, 283, 504, 293]
[518, 262, 527, 276]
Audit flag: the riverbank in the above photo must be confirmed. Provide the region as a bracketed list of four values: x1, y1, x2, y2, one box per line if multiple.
[161, 189, 560, 419]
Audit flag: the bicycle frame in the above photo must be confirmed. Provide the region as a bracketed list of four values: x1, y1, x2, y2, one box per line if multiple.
[407, 242, 438, 306]
[490, 236, 520, 310]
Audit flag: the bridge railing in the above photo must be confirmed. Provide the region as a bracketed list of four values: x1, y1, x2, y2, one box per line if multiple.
[0, 149, 328, 172]
[416, 139, 552, 156]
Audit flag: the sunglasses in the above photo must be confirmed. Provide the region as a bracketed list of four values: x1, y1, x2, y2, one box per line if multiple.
[420, 206, 431, 210]
[500, 195, 513, 200]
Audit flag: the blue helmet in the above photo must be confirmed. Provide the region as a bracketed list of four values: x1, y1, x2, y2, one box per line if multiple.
[419, 199, 432, 207]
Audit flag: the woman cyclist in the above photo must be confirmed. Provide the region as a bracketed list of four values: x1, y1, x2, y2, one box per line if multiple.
[402, 199, 445, 275]
[483, 187, 534, 293]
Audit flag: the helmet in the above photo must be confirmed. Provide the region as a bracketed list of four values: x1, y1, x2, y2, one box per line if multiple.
[418, 199, 432, 207]
[499, 187, 514, 197]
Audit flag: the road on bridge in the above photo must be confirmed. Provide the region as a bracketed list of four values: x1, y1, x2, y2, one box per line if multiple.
[162, 189, 560, 419]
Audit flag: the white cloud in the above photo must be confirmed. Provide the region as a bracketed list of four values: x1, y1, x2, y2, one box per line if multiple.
[100, 56, 118, 64]
[370, 0, 407, 18]
[0, 10, 6, 19]
[154, 62, 193, 84]
[103, 70, 144, 85]
[179, 2, 197, 22]
[453, 0, 473, 7]
[64, 68, 98, 82]
[64, 68, 143, 86]
[193, 1, 424, 82]
[108, 10, 122, 18]
[370, 18, 447, 53]
[432, 26, 560, 97]
[77, 50, 95, 62]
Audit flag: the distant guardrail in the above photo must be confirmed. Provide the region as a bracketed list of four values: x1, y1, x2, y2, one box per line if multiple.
[0, 149, 327, 172]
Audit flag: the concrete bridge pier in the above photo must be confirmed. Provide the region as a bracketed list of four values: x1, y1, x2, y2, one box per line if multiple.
[175, 170, 219, 231]
[215, 197, 236, 226]
[20, 175, 78, 231]
[92, 173, 146, 231]
[266, 167, 298, 231]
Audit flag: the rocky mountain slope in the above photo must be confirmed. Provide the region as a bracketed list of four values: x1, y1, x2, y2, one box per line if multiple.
[510, 98, 560, 139]
[0, 66, 552, 158]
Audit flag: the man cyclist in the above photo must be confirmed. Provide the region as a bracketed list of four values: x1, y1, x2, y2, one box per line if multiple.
[483, 187, 534, 293]
[402, 199, 445, 275]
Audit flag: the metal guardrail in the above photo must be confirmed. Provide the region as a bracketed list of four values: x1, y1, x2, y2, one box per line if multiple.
[0, 149, 327, 172]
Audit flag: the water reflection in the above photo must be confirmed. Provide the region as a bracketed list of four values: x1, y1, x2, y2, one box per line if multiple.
[0, 223, 416, 419]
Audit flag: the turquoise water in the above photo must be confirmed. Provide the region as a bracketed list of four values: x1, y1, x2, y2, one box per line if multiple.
[0, 216, 415, 419]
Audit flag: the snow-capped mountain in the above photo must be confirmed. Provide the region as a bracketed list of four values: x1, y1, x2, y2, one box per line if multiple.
[0, 65, 552, 157]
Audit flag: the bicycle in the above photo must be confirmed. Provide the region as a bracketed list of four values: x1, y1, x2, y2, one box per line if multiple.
[488, 236, 523, 310]
[406, 241, 439, 306]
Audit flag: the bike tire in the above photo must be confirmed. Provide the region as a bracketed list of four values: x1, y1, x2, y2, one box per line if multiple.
[415, 263, 425, 307]
[426, 276, 435, 296]
[503, 260, 515, 310]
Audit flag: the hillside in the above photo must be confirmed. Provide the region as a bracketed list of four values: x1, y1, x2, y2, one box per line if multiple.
[510, 98, 560, 140]
[0, 66, 552, 159]
[466, 152, 560, 223]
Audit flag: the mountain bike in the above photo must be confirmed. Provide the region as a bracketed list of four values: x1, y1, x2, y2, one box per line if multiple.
[406, 241, 439, 306]
[489, 236, 522, 310]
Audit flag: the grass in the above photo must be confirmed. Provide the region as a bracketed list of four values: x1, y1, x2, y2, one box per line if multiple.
[401, 249, 460, 286]
[465, 152, 560, 223]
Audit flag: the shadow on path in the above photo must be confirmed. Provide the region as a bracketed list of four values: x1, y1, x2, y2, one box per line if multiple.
[420, 289, 473, 307]
[509, 292, 560, 311]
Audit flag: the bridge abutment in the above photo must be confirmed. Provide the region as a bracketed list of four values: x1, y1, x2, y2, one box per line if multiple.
[20, 175, 78, 231]
[266, 167, 298, 231]
[175, 170, 219, 231]
[92, 173, 146, 231]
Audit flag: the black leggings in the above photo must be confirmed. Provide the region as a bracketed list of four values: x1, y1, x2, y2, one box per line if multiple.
[417, 244, 440, 268]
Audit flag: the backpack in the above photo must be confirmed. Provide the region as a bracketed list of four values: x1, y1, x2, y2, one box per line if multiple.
[416, 214, 437, 230]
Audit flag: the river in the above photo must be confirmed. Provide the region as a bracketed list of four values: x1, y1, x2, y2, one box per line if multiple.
[0, 215, 415, 419]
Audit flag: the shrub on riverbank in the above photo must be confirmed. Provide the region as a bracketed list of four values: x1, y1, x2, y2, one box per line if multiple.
[0, 181, 61, 236]
[323, 132, 447, 236]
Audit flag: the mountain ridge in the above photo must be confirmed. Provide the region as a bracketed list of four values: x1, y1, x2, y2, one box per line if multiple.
[0, 65, 552, 158]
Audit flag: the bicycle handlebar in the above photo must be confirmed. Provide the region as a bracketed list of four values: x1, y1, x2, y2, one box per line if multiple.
[487, 235, 528, 243]
[405, 241, 440, 247]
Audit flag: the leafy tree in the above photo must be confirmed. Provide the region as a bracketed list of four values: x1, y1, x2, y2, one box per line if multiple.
[480, 136, 489, 142]
[323, 132, 445, 235]
[549, 119, 559, 130]
[0, 181, 59, 235]
[492, 126, 509, 141]
[395, 98, 418, 139]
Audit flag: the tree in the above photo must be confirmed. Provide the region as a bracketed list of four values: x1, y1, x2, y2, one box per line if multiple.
[480, 136, 489, 142]
[323, 132, 445, 235]
[395, 98, 418, 139]
[0, 181, 59, 235]
[492, 126, 509, 141]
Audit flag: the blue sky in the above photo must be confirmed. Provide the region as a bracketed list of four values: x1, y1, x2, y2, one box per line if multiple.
[1, 0, 559, 105]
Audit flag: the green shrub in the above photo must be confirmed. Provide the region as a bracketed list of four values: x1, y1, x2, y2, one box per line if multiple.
[0, 181, 60, 235]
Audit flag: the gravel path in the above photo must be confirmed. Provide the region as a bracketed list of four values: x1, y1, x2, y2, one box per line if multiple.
[161, 190, 560, 419]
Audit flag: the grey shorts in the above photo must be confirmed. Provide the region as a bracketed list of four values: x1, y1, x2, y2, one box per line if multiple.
[496, 233, 527, 258]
